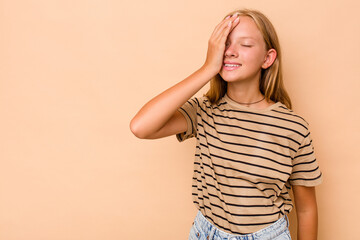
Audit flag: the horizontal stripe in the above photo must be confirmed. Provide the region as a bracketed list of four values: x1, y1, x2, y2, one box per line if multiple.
[292, 166, 320, 174]
[192, 174, 262, 190]
[198, 102, 308, 132]
[199, 118, 302, 146]
[193, 191, 274, 208]
[212, 112, 306, 137]
[194, 196, 283, 217]
[289, 172, 322, 181]
[193, 184, 277, 200]
[195, 161, 284, 191]
[199, 129, 293, 158]
[206, 98, 308, 129]
[194, 203, 291, 235]
[293, 158, 317, 166]
[198, 142, 292, 168]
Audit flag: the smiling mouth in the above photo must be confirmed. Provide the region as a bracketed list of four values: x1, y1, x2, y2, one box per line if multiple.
[223, 63, 242, 71]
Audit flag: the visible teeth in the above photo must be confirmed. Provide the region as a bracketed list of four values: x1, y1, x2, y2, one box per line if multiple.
[225, 64, 240, 67]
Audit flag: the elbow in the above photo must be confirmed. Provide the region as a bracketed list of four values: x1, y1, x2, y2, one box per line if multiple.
[129, 118, 147, 139]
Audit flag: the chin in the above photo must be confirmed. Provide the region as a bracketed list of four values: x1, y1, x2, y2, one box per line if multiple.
[220, 69, 259, 83]
[220, 73, 243, 82]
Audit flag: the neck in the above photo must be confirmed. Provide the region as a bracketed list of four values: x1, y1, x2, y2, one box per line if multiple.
[227, 80, 264, 104]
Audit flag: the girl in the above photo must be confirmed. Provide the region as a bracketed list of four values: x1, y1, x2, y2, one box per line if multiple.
[130, 8, 323, 240]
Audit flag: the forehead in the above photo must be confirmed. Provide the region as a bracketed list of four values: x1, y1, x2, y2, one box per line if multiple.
[228, 16, 263, 42]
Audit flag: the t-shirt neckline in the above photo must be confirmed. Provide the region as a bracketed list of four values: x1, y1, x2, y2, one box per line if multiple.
[223, 93, 282, 112]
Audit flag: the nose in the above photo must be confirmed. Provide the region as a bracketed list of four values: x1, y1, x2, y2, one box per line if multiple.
[224, 43, 238, 58]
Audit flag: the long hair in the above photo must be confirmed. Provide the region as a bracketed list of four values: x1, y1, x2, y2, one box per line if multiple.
[204, 8, 292, 109]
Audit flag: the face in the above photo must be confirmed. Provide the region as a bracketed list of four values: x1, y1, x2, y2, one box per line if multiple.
[220, 16, 272, 83]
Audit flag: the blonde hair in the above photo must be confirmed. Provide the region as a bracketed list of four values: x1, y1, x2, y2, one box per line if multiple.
[204, 8, 292, 109]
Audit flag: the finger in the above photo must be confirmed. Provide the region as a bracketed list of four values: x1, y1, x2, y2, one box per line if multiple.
[212, 15, 232, 35]
[215, 16, 236, 42]
[214, 13, 237, 35]
[229, 16, 240, 32]
[211, 13, 238, 39]
[216, 15, 240, 42]
[219, 20, 233, 42]
[212, 20, 232, 46]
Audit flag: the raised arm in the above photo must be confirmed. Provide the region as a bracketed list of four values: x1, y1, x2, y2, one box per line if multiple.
[129, 13, 240, 139]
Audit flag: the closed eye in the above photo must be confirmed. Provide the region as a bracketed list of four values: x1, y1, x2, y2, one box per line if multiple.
[225, 43, 253, 47]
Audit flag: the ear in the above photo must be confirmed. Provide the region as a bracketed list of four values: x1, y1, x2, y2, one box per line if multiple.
[261, 49, 277, 69]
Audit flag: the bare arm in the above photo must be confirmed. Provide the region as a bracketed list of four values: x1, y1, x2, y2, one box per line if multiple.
[292, 185, 319, 240]
[130, 66, 214, 139]
[129, 13, 240, 139]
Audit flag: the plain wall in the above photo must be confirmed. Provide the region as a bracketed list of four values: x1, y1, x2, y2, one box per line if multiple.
[0, 0, 359, 239]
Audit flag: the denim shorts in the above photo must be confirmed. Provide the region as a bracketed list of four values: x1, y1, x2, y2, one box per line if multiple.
[189, 210, 291, 240]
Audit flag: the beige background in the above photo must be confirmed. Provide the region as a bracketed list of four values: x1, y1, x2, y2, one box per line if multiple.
[0, 0, 359, 239]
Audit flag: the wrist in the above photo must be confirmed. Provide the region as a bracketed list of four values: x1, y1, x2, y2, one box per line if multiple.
[200, 64, 219, 79]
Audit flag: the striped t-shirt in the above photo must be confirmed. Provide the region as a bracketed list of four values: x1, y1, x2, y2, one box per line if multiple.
[176, 93, 323, 235]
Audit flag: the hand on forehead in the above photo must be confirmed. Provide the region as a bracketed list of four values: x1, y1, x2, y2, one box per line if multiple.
[228, 16, 262, 43]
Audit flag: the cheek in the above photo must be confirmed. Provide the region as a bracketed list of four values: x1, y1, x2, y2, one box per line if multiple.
[244, 48, 265, 65]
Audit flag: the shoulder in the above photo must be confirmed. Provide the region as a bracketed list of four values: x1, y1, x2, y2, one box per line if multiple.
[197, 95, 209, 102]
[274, 103, 311, 133]
[190, 95, 211, 108]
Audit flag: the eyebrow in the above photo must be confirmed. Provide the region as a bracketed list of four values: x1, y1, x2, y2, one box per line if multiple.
[237, 37, 255, 39]
[227, 36, 256, 41]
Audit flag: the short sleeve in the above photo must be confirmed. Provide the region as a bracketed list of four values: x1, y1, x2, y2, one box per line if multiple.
[289, 129, 323, 187]
[176, 97, 199, 142]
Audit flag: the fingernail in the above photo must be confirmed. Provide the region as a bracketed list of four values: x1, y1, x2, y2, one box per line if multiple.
[232, 13, 239, 17]
[225, 15, 231, 19]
